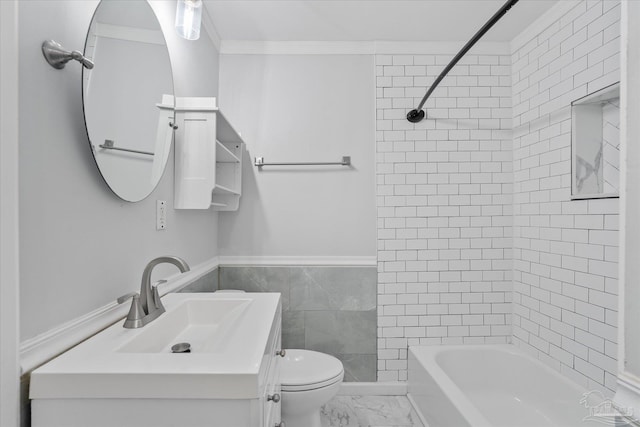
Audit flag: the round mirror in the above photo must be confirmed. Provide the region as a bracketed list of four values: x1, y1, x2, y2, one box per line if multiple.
[83, 0, 174, 202]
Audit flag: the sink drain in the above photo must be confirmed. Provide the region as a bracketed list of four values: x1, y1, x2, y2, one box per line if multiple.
[171, 342, 191, 353]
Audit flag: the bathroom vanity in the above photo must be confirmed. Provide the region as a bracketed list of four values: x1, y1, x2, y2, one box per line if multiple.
[30, 293, 283, 427]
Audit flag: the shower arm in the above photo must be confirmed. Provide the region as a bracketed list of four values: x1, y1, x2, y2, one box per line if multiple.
[406, 0, 519, 123]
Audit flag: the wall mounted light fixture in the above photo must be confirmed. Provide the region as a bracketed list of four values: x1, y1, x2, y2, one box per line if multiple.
[41, 40, 94, 70]
[175, 0, 202, 40]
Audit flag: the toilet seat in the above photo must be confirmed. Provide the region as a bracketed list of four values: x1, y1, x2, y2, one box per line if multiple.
[281, 371, 344, 392]
[280, 350, 344, 392]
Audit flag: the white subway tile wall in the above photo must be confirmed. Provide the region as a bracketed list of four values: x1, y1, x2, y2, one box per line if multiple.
[376, 52, 514, 382]
[512, 0, 620, 394]
[375, 0, 620, 388]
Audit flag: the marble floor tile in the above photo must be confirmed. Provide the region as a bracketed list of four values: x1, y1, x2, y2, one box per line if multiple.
[320, 395, 424, 427]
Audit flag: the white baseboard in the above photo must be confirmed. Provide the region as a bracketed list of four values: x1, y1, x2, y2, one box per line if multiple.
[218, 256, 377, 266]
[338, 381, 407, 396]
[19, 258, 220, 374]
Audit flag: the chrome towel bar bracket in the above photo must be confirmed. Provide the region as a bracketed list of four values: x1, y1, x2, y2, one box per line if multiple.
[99, 140, 154, 156]
[254, 156, 351, 167]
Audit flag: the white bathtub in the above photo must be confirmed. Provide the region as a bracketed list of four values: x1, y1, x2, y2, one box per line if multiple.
[408, 345, 605, 427]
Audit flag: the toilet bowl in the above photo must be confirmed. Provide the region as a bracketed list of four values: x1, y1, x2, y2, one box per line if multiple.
[280, 349, 344, 427]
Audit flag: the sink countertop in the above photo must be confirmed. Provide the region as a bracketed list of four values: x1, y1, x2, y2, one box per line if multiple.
[30, 292, 281, 400]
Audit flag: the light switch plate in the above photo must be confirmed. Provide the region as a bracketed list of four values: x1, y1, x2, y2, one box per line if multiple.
[156, 200, 167, 230]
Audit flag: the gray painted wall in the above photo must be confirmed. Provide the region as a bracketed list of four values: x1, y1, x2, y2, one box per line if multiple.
[19, 0, 220, 341]
[218, 54, 376, 257]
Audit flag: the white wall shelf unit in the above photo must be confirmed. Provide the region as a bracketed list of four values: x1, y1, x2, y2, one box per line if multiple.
[174, 97, 244, 210]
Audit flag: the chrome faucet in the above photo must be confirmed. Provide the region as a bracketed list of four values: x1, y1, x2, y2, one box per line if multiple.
[117, 256, 190, 329]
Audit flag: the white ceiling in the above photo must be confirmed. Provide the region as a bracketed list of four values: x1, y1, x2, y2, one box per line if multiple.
[203, 0, 559, 43]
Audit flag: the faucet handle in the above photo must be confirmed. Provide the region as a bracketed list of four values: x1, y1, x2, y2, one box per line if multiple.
[117, 292, 146, 329]
[151, 280, 168, 311]
[117, 292, 139, 305]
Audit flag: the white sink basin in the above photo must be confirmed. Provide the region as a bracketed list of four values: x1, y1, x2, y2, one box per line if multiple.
[30, 293, 281, 400]
[118, 298, 252, 354]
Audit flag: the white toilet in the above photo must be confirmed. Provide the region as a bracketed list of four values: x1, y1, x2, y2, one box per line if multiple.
[280, 349, 344, 427]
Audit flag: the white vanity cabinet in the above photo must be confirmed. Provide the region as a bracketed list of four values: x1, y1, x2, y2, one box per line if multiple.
[30, 293, 283, 427]
[173, 97, 244, 211]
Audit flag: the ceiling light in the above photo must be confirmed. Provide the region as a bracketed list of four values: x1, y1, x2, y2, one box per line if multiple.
[175, 0, 202, 40]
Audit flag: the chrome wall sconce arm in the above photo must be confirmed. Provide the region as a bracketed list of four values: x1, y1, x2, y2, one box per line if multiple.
[42, 40, 94, 70]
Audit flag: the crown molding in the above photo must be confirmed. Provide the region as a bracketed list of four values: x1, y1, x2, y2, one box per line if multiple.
[375, 41, 510, 55]
[220, 40, 375, 55]
[95, 23, 165, 45]
[220, 40, 510, 56]
[201, 3, 221, 51]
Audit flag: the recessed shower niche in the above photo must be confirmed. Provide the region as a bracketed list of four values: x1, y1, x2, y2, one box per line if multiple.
[571, 83, 621, 199]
